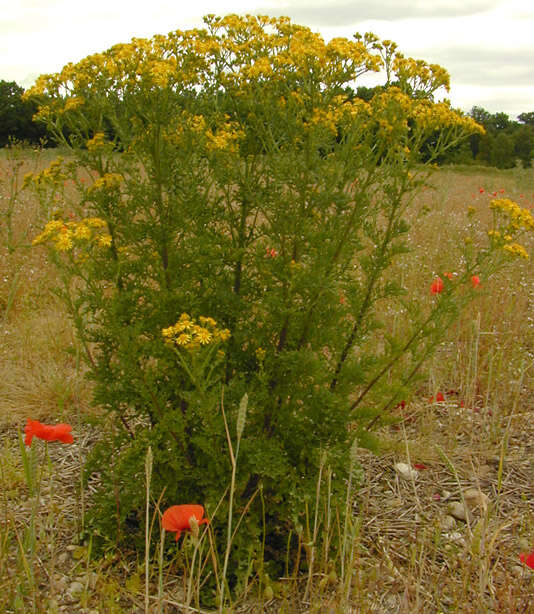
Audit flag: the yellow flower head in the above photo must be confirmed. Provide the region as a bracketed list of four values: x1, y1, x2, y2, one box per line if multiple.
[503, 243, 529, 260]
[162, 313, 230, 350]
[86, 132, 107, 152]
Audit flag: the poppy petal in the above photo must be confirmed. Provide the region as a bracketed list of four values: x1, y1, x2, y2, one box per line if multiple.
[520, 550, 534, 569]
[24, 419, 74, 446]
[52, 424, 74, 443]
[162, 505, 208, 539]
[430, 277, 444, 294]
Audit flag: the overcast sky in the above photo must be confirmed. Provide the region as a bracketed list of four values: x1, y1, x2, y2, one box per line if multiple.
[2, 0, 533, 118]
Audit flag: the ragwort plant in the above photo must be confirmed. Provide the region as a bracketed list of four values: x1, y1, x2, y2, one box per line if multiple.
[24, 14, 533, 597]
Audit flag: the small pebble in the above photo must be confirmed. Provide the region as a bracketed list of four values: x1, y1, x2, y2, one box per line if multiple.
[463, 488, 489, 512]
[394, 462, 418, 481]
[444, 531, 464, 544]
[477, 464, 491, 479]
[448, 501, 468, 521]
[440, 515, 456, 531]
[67, 580, 84, 601]
[58, 552, 69, 565]
[54, 575, 68, 591]
[512, 565, 524, 578]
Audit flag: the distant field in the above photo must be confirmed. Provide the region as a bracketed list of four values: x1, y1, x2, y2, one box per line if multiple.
[1, 150, 533, 612]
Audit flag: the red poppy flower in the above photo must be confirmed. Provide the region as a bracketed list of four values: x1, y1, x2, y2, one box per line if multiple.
[443, 272, 454, 280]
[24, 419, 74, 446]
[429, 392, 445, 403]
[471, 275, 480, 288]
[479, 188, 484, 193]
[430, 277, 443, 294]
[162, 505, 209, 541]
[520, 550, 534, 569]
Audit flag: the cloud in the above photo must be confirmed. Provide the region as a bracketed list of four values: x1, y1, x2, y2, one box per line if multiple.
[254, 0, 501, 26]
[449, 83, 534, 117]
[430, 47, 534, 87]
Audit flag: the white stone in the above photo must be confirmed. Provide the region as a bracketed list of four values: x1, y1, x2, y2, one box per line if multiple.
[463, 488, 489, 512]
[448, 501, 468, 521]
[440, 515, 456, 531]
[67, 581, 84, 600]
[394, 462, 418, 481]
[445, 531, 464, 544]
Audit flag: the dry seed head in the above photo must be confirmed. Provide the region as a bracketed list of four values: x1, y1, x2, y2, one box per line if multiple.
[237, 393, 248, 441]
[145, 446, 153, 483]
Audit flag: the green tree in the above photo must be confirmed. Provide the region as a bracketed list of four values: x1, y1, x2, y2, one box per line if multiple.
[514, 124, 534, 167]
[469, 106, 520, 168]
[518, 111, 534, 125]
[492, 131, 516, 168]
[0, 80, 46, 146]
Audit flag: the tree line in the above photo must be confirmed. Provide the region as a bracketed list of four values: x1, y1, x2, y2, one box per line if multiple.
[1, 78, 533, 168]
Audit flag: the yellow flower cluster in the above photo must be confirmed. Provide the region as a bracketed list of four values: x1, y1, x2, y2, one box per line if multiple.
[24, 157, 66, 188]
[89, 173, 124, 193]
[63, 96, 85, 112]
[205, 122, 244, 153]
[244, 57, 273, 79]
[19, 17, 387, 111]
[255, 347, 266, 361]
[148, 57, 178, 88]
[490, 198, 534, 231]
[487, 199, 534, 260]
[503, 243, 529, 260]
[307, 103, 348, 135]
[393, 55, 450, 96]
[22, 13, 481, 161]
[86, 132, 108, 152]
[162, 313, 230, 351]
[410, 98, 482, 136]
[32, 217, 111, 252]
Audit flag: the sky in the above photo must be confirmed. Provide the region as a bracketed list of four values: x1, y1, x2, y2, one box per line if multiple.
[2, 0, 533, 119]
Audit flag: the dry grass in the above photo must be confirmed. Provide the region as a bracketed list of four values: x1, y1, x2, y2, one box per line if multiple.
[0, 147, 91, 427]
[1, 150, 534, 612]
